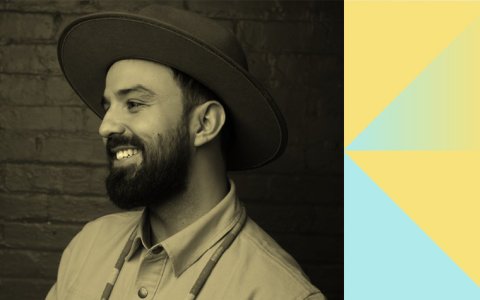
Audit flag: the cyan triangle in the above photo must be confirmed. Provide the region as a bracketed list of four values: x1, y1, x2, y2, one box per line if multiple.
[348, 17, 480, 150]
[345, 154, 479, 299]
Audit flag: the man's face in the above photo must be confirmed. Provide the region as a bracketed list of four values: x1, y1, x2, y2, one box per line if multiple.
[100, 59, 191, 209]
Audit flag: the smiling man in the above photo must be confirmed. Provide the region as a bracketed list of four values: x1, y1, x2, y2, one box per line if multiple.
[47, 5, 324, 300]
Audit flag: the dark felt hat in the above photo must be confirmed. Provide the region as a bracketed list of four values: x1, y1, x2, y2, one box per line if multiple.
[57, 5, 287, 170]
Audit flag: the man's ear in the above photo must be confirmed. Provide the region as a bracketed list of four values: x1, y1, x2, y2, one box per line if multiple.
[191, 101, 226, 147]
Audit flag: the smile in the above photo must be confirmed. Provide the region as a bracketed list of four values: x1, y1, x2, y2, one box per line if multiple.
[115, 148, 140, 160]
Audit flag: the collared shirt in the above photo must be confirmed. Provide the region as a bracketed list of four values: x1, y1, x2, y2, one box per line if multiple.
[46, 182, 325, 300]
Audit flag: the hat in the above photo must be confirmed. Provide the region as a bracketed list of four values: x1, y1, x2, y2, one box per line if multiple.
[57, 5, 287, 170]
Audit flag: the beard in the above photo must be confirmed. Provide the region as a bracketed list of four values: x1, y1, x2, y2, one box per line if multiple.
[104, 120, 191, 210]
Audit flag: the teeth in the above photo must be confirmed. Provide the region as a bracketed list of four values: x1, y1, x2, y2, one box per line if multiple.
[115, 149, 139, 160]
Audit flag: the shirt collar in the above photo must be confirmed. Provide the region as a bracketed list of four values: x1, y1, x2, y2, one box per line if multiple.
[125, 180, 244, 277]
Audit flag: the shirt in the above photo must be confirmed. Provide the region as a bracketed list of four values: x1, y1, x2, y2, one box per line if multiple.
[46, 181, 325, 300]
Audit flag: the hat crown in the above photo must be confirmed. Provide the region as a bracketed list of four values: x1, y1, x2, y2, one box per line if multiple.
[138, 5, 248, 69]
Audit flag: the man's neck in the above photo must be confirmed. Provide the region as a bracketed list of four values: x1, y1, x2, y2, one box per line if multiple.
[147, 172, 229, 245]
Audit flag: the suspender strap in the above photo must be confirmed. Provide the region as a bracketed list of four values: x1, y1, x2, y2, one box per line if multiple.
[101, 225, 138, 300]
[186, 208, 247, 300]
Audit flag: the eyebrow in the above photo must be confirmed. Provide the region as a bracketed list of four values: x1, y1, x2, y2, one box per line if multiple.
[116, 84, 156, 98]
[102, 84, 156, 107]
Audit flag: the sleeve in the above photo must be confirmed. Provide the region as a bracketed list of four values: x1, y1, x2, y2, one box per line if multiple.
[45, 283, 57, 300]
[44, 223, 92, 300]
[45, 241, 74, 300]
[304, 291, 327, 300]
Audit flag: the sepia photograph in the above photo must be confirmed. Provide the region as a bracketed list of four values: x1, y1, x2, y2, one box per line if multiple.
[0, 1, 343, 299]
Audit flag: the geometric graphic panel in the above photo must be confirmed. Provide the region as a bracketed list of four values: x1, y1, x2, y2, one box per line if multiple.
[345, 155, 480, 299]
[349, 16, 480, 150]
[345, 1, 480, 147]
[348, 151, 480, 286]
[346, 1, 480, 297]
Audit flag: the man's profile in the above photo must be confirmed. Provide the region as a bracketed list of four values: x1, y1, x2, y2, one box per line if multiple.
[47, 5, 325, 300]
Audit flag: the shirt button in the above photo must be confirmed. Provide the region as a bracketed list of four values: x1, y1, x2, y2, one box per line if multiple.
[138, 287, 148, 298]
[151, 246, 162, 254]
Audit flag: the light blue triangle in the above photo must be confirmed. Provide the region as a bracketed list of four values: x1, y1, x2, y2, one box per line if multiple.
[345, 154, 479, 299]
[348, 17, 480, 150]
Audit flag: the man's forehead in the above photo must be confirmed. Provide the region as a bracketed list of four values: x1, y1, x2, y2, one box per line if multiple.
[104, 59, 177, 96]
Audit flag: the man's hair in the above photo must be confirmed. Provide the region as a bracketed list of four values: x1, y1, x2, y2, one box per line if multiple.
[171, 68, 233, 159]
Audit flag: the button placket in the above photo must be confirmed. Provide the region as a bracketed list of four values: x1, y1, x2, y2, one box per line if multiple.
[138, 287, 148, 298]
[134, 249, 167, 299]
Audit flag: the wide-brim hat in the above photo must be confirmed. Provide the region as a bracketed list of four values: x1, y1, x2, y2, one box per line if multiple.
[58, 5, 287, 170]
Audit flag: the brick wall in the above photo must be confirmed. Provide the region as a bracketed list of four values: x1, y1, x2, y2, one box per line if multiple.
[0, 1, 343, 299]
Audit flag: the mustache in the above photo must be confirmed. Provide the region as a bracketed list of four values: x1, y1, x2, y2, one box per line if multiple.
[106, 134, 145, 155]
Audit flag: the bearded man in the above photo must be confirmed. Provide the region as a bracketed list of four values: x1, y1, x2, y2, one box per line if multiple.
[47, 5, 325, 300]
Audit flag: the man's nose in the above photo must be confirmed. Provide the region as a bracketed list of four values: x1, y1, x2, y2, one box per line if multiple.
[98, 108, 125, 138]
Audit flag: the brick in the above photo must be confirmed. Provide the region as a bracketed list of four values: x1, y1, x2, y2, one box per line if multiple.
[0, 130, 96, 163]
[186, 0, 328, 21]
[44, 76, 82, 106]
[247, 203, 342, 235]
[0, 12, 56, 42]
[0, 74, 47, 106]
[247, 53, 341, 86]
[237, 20, 340, 53]
[269, 175, 342, 205]
[0, 106, 84, 131]
[275, 54, 341, 86]
[60, 107, 84, 131]
[3, 0, 97, 13]
[0, 278, 54, 300]
[62, 165, 108, 195]
[48, 194, 119, 222]
[0, 192, 117, 222]
[39, 133, 107, 164]
[3, 221, 82, 250]
[84, 107, 102, 133]
[5, 164, 64, 193]
[245, 52, 276, 82]
[0, 222, 4, 241]
[0, 44, 59, 74]
[4, 164, 108, 195]
[54, 13, 84, 40]
[0, 164, 5, 191]
[0, 193, 50, 221]
[246, 56, 343, 147]
[0, 74, 80, 106]
[98, 0, 185, 11]
[0, 106, 61, 131]
[0, 249, 60, 278]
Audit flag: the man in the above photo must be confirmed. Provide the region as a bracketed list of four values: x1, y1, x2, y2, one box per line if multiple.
[47, 5, 325, 300]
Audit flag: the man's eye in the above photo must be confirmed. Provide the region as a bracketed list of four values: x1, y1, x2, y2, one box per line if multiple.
[101, 99, 110, 112]
[127, 101, 144, 110]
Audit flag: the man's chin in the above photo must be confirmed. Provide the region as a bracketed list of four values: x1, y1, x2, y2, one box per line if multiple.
[109, 162, 141, 180]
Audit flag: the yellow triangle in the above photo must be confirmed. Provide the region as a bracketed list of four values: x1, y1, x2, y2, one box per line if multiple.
[348, 150, 480, 285]
[345, 1, 480, 147]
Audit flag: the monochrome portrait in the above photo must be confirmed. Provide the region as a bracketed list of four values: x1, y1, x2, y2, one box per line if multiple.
[0, 1, 342, 299]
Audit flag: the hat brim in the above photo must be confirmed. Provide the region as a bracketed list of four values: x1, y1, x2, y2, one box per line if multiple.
[58, 12, 287, 170]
